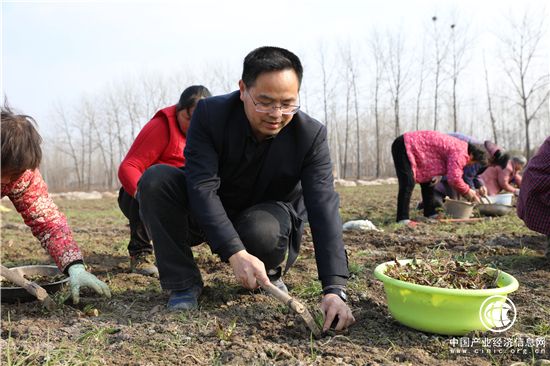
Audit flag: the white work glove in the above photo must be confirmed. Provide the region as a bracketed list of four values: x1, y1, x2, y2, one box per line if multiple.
[68, 264, 111, 304]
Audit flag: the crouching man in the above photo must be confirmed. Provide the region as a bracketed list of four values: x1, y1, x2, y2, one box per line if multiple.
[139, 46, 355, 332]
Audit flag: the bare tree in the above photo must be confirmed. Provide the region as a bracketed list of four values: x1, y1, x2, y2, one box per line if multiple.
[318, 43, 340, 178]
[342, 47, 362, 179]
[498, 10, 549, 158]
[105, 88, 129, 162]
[205, 62, 237, 93]
[85, 101, 94, 190]
[120, 83, 143, 140]
[339, 50, 352, 178]
[53, 103, 83, 188]
[87, 99, 115, 189]
[369, 31, 385, 177]
[449, 20, 471, 132]
[141, 74, 170, 119]
[415, 39, 428, 131]
[385, 29, 412, 138]
[483, 52, 499, 144]
[343, 85, 351, 179]
[430, 16, 450, 130]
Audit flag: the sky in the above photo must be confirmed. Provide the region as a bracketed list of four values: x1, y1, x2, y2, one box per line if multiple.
[2, 0, 549, 136]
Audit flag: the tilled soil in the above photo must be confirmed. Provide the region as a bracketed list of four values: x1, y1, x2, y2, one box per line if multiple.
[1, 185, 549, 365]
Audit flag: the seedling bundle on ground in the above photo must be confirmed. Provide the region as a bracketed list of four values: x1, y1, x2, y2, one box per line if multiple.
[384, 257, 499, 289]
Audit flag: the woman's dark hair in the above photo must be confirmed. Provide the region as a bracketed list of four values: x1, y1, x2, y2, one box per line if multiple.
[176, 85, 212, 113]
[468, 143, 489, 167]
[1, 105, 43, 177]
[492, 151, 510, 169]
[241, 46, 303, 88]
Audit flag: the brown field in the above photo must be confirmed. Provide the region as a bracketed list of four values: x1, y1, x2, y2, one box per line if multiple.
[1, 184, 549, 365]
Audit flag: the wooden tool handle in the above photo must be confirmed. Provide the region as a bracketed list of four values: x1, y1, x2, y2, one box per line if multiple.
[438, 218, 484, 223]
[260, 282, 304, 313]
[259, 281, 322, 338]
[1, 265, 56, 310]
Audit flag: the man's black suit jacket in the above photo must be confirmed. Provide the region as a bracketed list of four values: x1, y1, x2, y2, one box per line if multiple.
[184, 91, 348, 287]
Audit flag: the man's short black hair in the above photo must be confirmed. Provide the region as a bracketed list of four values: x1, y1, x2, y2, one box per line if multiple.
[241, 46, 303, 88]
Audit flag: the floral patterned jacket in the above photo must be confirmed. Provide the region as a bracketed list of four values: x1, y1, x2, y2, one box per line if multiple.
[1, 169, 83, 272]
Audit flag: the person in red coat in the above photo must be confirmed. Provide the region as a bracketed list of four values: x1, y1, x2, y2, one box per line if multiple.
[118, 86, 211, 276]
[517, 137, 550, 258]
[391, 130, 488, 225]
[1, 106, 110, 303]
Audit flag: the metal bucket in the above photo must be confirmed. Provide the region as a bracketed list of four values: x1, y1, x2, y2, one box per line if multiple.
[443, 199, 475, 219]
[0, 265, 69, 303]
[478, 203, 514, 217]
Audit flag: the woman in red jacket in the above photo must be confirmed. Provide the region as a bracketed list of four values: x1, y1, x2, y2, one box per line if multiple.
[391, 130, 488, 225]
[118, 85, 211, 276]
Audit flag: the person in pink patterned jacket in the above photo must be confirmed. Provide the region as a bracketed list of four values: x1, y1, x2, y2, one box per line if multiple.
[391, 130, 488, 225]
[478, 155, 526, 196]
[1, 106, 111, 303]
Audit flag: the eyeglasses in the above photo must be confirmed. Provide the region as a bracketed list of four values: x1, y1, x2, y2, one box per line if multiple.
[246, 90, 300, 115]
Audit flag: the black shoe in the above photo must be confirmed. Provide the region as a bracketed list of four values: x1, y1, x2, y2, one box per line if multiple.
[167, 285, 203, 311]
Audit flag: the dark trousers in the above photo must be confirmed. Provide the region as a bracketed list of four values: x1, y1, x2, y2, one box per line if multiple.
[392, 136, 437, 221]
[137, 164, 292, 291]
[118, 188, 153, 256]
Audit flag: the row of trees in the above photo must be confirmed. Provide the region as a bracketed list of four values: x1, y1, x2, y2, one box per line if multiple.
[41, 10, 549, 191]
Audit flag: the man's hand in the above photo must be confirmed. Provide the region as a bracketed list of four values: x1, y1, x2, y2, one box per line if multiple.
[320, 294, 355, 332]
[228, 250, 270, 289]
[464, 189, 480, 203]
[68, 264, 111, 304]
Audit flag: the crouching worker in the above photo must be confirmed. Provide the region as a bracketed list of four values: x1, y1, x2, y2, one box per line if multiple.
[478, 155, 526, 196]
[517, 137, 550, 258]
[1, 106, 111, 303]
[118, 85, 211, 277]
[392, 130, 488, 225]
[138, 46, 355, 332]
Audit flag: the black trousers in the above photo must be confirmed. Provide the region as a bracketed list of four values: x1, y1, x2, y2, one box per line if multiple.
[137, 164, 292, 291]
[392, 135, 437, 221]
[118, 188, 153, 256]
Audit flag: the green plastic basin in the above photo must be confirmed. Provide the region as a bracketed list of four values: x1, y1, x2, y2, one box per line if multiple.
[374, 259, 519, 335]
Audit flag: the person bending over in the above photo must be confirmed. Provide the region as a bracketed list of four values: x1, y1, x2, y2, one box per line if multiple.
[1, 106, 111, 303]
[391, 130, 488, 225]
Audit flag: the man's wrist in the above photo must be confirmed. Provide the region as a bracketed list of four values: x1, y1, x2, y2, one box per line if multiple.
[323, 286, 347, 302]
[228, 249, 247, 264]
